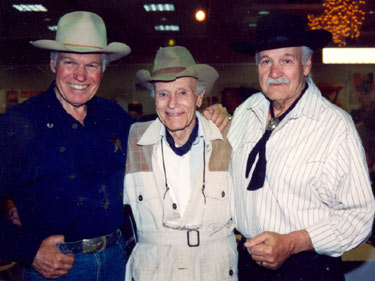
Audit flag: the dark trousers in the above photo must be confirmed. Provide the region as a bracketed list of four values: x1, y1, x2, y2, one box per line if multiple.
[238, 242, 345, 281]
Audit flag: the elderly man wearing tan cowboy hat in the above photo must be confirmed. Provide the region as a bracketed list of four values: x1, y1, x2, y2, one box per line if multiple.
[228, 14, 375, 280]
[0, 11, 135, 280]
[124, 46, 238, 280]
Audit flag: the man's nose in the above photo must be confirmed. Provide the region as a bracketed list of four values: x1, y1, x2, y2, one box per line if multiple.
[167, 94, 178, 108]
[270, 63, 282, 78]
[73, 65, 87, 81]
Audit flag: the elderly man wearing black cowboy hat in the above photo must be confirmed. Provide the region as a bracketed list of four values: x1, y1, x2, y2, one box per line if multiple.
[0, 11, 135, 280]
[228, 14, 375, 280]
[124, 46, 238, 280]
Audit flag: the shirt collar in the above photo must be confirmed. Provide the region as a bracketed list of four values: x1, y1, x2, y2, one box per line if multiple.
[246, 78, 322, 122]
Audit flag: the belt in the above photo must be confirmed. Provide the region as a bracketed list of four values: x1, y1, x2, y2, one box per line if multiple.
[57, 229, 121, 254]
[137, 226, 234, 247]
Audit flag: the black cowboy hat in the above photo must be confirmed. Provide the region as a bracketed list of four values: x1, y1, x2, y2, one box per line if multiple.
[230, 14, 332, 55]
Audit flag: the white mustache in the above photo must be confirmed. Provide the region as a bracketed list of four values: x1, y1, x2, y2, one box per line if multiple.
[267, 77, 290, 85]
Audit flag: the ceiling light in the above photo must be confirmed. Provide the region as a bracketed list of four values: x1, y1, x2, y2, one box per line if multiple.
[168, 39, 175, 46]
[47, 25, 57, 31]
[195, 9, 206, 22]
[13, 4, 47, 12]
[144, 4, 175, 12]
[323, 48, 375, 64]
[258, 11, 270, 15]
[154, 25, 179, 31]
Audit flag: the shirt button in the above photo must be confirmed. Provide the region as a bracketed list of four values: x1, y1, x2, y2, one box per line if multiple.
[222, 191, 225, 198]
[103, 202, 109, 210]
[229, 269, 233, 276]
[60, 146, 66, 152]
[72, 123, 78, 129]
[172, 203, 177, 209]
[77, 200, 83, 207]
[69, 173, 76, 180]
[326, 267, 330, 271]
[138, 195, 143, 201]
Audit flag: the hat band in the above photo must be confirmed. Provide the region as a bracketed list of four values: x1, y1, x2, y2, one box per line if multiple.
[152, 67, 186, 77]
[63, 43, 104, 50]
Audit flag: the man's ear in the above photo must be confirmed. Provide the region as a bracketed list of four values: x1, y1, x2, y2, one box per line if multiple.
[196, 89, 206, 108]
[50, 58, 56, 73]
[303, 56, 312, 77]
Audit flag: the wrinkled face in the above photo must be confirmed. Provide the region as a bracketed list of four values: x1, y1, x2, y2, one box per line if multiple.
[50, 52, 103, 108]
[257, 47, 311, 104]
[155, 77, 204, 133]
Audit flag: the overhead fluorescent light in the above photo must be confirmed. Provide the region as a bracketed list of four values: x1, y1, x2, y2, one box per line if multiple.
[13, 4, 48, 12]
[47, 25, 58, 31]
[258, 10, 270, 15]
[323, 48, 375, 64]
[155, 25, 179, 31]
[144, 4, 175, 12]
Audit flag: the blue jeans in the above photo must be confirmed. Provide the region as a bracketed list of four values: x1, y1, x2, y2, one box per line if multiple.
[22, 234, 127, 281]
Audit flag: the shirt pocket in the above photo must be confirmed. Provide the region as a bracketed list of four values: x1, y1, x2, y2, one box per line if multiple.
[126, 172, 161, 227]
[203, 172, 231, 226]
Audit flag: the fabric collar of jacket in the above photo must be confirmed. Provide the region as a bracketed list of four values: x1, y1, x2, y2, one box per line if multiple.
[228, 77, 323, 150]
[137, 111, 223, 146]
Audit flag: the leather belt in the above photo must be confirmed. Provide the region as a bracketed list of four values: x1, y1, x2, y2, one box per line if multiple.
[57, 229, 121, 254]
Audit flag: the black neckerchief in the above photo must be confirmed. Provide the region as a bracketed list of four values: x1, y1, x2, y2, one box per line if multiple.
[245, 83, 308, 191]
[165, 117, 199, 156]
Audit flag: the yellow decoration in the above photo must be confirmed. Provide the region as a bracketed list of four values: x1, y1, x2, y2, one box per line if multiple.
[308, 0, 366, 46]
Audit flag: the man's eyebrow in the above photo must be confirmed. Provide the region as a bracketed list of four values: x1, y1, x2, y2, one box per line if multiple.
[282, 53, 297, 59]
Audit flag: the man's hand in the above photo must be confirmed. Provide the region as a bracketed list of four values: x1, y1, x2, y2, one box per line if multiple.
[32, 235, 74, 279]
[244, 230, 313, 270]
[202, 104, 230, 132]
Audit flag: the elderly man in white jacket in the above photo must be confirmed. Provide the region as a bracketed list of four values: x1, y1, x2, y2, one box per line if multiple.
[124, 46, 238, 281]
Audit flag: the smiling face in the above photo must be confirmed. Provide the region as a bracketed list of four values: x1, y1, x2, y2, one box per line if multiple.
[257, 46, 311, 108]
[154, 77, 205, 143]
[50, 52, 103, 109]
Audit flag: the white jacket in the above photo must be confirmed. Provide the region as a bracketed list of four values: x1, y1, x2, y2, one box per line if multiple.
[124, 113, 238, 281]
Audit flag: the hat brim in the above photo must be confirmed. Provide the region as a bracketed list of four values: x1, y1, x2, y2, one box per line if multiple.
[230, 29, 332, 55]
[137, 64, 219, 95]
[30, 40, 131, 61]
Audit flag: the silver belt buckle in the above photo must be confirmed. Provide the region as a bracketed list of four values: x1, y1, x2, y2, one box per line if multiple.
[82, 236, 107, 254]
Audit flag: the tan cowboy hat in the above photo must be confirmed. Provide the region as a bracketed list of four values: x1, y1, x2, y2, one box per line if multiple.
[30, 11, 131, 61]
[136, 46, 218, 94]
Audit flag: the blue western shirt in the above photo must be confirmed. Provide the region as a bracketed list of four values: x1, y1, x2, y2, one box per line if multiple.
[0, 83, 132, 266]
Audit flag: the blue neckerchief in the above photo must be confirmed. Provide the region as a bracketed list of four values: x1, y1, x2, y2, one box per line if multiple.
[165, 118, 199, 156]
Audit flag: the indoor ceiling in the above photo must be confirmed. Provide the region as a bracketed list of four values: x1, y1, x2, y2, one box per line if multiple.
[1, 0, 375, 66]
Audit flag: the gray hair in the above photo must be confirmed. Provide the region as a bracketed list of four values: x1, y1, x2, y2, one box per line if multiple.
[255, 46, 313, 67]
[150, 79, 206, 98]
[50, 51, 109, 73]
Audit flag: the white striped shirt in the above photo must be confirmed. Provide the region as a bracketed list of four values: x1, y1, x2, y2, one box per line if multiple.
[228, 78, 375, 257]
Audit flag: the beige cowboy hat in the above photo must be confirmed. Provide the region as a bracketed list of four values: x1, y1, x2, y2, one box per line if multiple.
[136, 46, 218, 94]
[30, 11, 130, 61]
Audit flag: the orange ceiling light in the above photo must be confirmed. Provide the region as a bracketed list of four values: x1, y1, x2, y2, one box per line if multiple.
[195, 9, 206, 22]
[308, 0, 366, 46]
